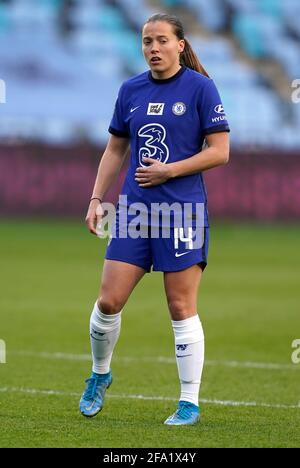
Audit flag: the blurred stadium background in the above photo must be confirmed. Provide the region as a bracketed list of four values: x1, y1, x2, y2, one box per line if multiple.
[0, 0, 300, 218]
[0, 0, 300, 448]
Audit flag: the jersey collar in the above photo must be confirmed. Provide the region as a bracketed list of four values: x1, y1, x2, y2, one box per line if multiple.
[148, 65, 187, 84]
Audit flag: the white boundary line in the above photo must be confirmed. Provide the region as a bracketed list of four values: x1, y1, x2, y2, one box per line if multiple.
[0, 386, 299, 410]
[10, 350, 300, 371]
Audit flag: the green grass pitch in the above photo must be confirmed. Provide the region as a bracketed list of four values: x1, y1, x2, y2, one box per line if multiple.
[0, 220, 299, 448]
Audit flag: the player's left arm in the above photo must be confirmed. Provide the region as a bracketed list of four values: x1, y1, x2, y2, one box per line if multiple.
[135, 132, 229, 187]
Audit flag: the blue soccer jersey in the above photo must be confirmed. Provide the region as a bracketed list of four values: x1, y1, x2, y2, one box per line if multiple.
[108, 66, 230, 227]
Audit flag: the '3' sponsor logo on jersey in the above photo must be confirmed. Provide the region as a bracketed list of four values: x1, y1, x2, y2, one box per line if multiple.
[138, 123, 169, 167]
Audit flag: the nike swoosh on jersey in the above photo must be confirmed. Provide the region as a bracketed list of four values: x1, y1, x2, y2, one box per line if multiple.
[175, 251, 192, 258]
[130, 106, 140, 113]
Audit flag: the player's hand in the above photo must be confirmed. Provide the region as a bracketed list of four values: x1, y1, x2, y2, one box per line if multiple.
[85, 199, 104, 235]
[135, 157, 172, 187]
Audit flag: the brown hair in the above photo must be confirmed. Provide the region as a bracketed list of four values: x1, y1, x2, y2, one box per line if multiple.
[144, 13, 210, 78]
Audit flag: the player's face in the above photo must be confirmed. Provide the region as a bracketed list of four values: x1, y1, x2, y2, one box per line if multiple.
[142, 21, 185, 79]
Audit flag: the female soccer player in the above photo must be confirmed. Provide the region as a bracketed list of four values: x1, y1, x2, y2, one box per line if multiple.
[79, 13, 230, 425]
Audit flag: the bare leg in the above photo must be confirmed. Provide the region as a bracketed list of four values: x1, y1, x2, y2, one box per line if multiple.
[98, 259, 147, 314]
[164, 264, 203, 321]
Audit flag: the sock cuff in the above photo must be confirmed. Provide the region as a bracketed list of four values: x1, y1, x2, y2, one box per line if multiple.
[171, 314, 200, 328]
[171, 314, 204, 345]
[91, 301, 122, 332]
[95, 301, 122, 320]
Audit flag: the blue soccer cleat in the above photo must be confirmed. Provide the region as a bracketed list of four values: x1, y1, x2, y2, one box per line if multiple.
[164, 401, 200, 426]
[79, 371, 112, 418]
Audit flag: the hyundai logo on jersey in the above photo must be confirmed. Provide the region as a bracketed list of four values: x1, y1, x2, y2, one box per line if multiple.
[214, 104, 225, 114]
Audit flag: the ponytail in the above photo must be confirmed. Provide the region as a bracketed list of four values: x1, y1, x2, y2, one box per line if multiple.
[144, 13, 210, 78]
[180, 38, 210, 77]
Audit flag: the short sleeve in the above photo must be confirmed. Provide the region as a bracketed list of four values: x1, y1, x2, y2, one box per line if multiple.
[108, 84, 130, 138]
[198, 79, 230, 136]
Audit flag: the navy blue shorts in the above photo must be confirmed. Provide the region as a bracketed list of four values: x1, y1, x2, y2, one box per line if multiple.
[105, 224, 209, 273]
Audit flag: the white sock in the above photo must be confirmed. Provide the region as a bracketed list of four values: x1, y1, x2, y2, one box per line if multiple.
[90, 301, 122, 374]
[172, 315, 205, 407]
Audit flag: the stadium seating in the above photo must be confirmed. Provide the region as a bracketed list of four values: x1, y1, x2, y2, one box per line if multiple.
[185, 0, 227, 32]
[0, 0, 299, 147]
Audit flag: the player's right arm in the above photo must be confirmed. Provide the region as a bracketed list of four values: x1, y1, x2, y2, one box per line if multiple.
[85, 134, 130, 235]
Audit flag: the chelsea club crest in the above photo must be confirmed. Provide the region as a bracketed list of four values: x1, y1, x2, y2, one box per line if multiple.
[172, 102, 186, 116]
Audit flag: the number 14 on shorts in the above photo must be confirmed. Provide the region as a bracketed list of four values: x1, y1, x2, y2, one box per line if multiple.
[174, 227, 204, 250]
[174, 227, 193, 249]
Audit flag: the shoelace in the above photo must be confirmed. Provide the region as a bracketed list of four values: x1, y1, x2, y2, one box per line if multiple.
[176, 402, 196, 420]
[84, 376, 107, 400]
[83, 378, 99, 400]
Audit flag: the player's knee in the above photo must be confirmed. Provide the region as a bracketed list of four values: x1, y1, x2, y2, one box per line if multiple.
[98, 296, 122, 315]
[167, 298, 190, 320]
